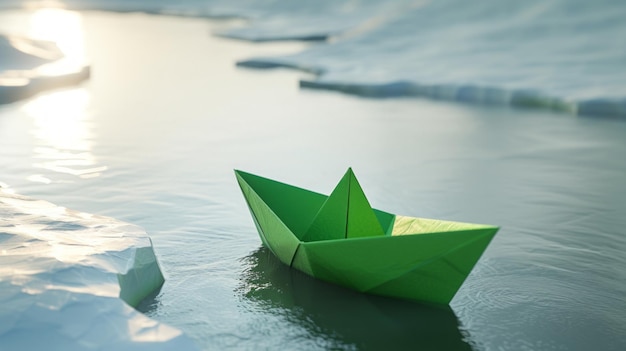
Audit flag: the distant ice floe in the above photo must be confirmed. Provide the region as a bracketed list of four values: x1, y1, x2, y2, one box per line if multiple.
[4, 0, 623, 116]
[233, 0, 626, 118]
[211, 1, 397, 42]
[0, 34, 90, 105]
[0, 190, 198, 350]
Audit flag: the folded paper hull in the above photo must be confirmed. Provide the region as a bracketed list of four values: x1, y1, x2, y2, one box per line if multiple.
[235, 169, 498, 305]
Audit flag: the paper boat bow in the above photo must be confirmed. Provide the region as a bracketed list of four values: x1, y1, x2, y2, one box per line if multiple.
[236, 168, 498, 305]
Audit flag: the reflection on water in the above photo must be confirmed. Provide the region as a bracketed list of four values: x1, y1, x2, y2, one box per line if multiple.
[238, 247, 473, 351]
[0, 8, 98, 183]
[22, 88, 106, 182]
[28, 8, 86, 76]
[136, 285, 164, 315]
[0, 9, 89, 106]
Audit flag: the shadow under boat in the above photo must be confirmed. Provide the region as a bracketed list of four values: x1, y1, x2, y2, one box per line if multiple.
[238, 247, 474, 351]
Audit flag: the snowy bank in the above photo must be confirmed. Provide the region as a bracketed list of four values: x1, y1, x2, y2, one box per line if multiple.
[0, 189, 198, 350]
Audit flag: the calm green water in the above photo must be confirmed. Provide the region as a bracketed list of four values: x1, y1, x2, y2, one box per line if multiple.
[1, 11, 625, 350]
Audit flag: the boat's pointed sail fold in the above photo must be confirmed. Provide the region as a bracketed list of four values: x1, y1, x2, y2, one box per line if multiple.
[302, 168, 385, 242]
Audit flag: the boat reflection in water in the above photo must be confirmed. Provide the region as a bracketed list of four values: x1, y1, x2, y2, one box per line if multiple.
[238, 247, 473, 351]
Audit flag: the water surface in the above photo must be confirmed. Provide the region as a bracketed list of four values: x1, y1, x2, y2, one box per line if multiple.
[1, 10, 625, 351]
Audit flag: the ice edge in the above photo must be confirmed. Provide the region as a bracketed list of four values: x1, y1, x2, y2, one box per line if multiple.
[0, 189, 199, 350]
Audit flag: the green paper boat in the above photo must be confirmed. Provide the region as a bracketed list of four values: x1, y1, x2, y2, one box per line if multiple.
[235, 168, 498, 305]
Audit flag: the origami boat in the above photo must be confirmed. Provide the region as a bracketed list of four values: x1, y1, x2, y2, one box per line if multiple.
[235, 168, 498, 305]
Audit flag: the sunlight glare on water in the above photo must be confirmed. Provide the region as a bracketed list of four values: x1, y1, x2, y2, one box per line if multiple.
[28, 8, 86, 75]
[7, 8, 101, 184]
[22, 88, 106, 182]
